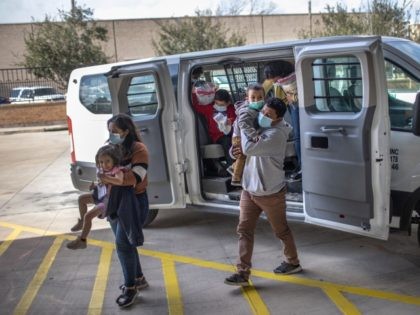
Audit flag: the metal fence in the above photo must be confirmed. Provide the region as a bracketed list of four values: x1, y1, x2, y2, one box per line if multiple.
[0, 68, 65, 100]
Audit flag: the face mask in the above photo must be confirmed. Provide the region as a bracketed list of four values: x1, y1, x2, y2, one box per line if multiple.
[196, 93, 215, 105]
[213, 104, 227, 112]
[258, 112, 273, 128]
[249, 100, 265, 111]
[109, 132, 125, 144]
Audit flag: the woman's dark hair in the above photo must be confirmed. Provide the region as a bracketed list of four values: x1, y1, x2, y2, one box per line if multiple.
[112, 113, 141, 158]
[264, 61, 295, 80]
[246, 83, 265, 96]
[265, 97, 287, 118]
[95, 144, 122, 167]
[214, 89, 231, 103]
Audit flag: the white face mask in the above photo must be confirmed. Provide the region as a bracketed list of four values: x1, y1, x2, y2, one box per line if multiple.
[196, 93, 215, 105]
[213, 104, 227, 112]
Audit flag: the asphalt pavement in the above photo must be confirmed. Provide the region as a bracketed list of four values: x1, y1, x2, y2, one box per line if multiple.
[0, 128, 420, 315]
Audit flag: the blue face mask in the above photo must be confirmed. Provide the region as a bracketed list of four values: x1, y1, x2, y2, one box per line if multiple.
[258, 112, 273, 128]
[213, 104, 227, 112]
[109, 133, 125, 144]
[249, 100, 265, 111]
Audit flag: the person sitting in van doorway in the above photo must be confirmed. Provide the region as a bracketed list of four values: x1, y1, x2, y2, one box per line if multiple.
[277, 72, 301, 180]
[224, 97, 302, 287]
[192, 81, 236, 176]
[264, 61, 301, 180]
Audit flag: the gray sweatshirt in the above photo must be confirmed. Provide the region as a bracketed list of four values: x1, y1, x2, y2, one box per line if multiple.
[241, 118, 292, 196]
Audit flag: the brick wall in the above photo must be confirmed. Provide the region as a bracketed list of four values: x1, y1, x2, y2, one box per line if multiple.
[0, 101, 66, 127]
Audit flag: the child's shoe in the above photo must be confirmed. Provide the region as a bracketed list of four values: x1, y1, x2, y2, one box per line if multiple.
[66, 236, 87, 250]
[70, 219, 83, 232]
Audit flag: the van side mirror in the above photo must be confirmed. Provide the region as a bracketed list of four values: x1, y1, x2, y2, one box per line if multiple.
[413, 92, 420, 136]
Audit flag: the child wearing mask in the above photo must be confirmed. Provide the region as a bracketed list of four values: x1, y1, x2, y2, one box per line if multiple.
[230, 84, 265, 186]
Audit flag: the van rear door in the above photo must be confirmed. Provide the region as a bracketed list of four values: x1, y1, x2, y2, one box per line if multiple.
[296, 37, 390, 239]
[107, 59, 186, 209]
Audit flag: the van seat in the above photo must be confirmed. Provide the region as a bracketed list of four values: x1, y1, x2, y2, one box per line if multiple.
[197, 114, 225, 160]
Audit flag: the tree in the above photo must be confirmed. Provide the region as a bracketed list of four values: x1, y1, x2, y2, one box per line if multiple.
[298, 0, 419, 43]
[152, 10, 246, 55]
[215, 0, 277, 15]
[21, 5, 109, 89]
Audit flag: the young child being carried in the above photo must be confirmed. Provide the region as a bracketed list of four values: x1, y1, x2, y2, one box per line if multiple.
[231, 84, 266, 186]
[67, 144, 124, 250]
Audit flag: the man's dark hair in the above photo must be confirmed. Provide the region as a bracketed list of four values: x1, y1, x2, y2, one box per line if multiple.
[266, 97, 287, 118]
[264, 60, 295, 79]
[214, 89, 231, 103]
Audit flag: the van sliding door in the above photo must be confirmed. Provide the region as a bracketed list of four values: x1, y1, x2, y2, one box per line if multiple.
[296, 37, 390, 239]
[107, 60, 185, 209]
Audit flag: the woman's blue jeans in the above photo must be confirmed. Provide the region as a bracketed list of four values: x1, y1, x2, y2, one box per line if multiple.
[110, 192, 149, 287]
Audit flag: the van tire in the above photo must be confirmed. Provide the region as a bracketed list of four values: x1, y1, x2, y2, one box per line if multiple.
[144, 209, 159, 227]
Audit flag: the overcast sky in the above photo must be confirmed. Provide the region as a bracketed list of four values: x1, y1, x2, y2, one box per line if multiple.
[0, 0, 418, 23]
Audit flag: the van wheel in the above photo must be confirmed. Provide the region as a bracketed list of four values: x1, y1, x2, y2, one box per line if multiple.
[144, 209, 159, 227]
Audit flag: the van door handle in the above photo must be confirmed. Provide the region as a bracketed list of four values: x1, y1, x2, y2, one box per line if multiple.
[320, 126, 346, 134]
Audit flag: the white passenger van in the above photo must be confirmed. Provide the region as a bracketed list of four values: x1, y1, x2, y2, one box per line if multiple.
[66, 36, 420, 243]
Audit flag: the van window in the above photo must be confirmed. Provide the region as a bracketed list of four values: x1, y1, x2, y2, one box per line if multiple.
[386, 60, 420, 131]
[79, 74, 112, 114]
[127, 74, 158, 116]
[311, 57, 362, 113]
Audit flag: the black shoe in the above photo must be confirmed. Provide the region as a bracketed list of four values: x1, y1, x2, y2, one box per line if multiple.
[273, 261, 302, 275]
[116, 287, 138, 308]
[224, 273, 249, 286]
[119, 276, 149, 292]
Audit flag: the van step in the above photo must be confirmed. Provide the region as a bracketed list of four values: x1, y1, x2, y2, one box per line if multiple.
[202, 176, 231, 194]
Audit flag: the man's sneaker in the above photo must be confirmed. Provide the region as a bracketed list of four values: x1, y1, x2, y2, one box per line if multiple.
[224, 273, 250, 286]
[66, 236, 87, 250]
[119, 276, 149, 292]
[70, 219, 83, 232]
[273, 261, 302, 275]
[116, 287, 138, 308]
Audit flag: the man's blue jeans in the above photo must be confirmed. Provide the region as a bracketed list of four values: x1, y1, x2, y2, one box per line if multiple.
[110, 192, 149, 287]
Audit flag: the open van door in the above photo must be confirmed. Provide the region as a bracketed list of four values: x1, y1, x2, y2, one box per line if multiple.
[107, 59, 186, 209]
[295, 37, 390, 239]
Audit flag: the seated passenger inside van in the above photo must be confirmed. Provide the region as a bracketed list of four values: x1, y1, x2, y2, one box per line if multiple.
[192, 81, 236, 176]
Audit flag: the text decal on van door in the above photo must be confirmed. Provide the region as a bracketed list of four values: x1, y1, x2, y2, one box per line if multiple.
[390, 148, 399, 170]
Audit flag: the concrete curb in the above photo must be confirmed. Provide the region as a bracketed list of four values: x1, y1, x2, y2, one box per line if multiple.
[0, 125, 68, 135]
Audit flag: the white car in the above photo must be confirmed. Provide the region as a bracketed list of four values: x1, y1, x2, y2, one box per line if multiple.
[10, 86, 65, 103]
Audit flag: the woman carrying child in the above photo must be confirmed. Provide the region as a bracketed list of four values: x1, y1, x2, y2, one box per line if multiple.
[100, 113, 150, 308]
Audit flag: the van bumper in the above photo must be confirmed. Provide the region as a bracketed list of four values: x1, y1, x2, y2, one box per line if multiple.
[70, 162, 97, 192]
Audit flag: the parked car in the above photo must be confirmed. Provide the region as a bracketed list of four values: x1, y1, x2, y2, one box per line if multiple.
[0, 96, 10, 104]
[9, 86, 65, 103]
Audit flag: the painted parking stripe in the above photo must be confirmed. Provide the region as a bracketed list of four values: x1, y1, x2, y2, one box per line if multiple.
[1, 221, 420, 315]
[162, 259, 183, 315]
[0, 227, 21, 256]
[88, 245, 113, 315]
[241, 280, 270, 315]
[323, 288, 361, 315]
[13, 236, 64, 315]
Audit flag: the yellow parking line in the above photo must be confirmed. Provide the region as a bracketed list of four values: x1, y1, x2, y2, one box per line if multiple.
[13, 236, 64, 315]
[241, 280, 270, 315]
[88, 246, 113, 315]
[323, 288, 361, 315]
[2, 221, 420, 311]
[162, 259, 183, 315]
[0, 228, 22, 256]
